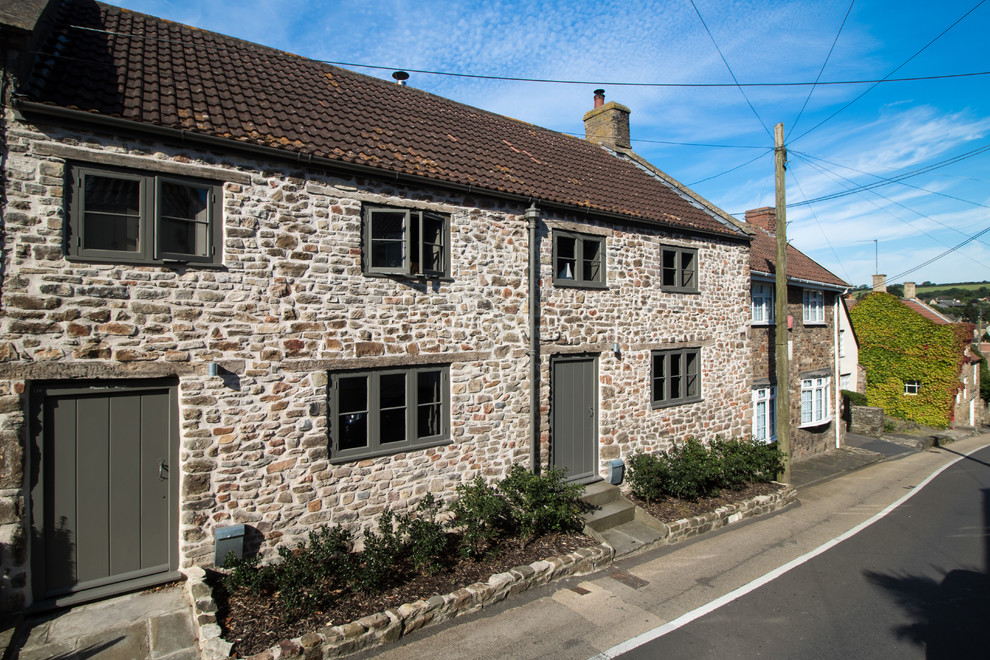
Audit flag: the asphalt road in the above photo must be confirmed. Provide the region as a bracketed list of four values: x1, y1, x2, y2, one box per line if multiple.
[615, 444, 990, 660]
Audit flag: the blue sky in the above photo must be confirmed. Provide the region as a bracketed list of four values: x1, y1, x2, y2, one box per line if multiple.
[102, 0, 990, 288]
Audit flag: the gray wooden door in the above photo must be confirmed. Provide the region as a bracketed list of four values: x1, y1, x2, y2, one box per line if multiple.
[32, 381, 180, 606]
[551, 356, 598, 482]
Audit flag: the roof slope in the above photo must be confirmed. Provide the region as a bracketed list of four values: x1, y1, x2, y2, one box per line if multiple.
[749, 227, 847, 288]
[901, 298, 956, 324]
[17, 0, 743, 238]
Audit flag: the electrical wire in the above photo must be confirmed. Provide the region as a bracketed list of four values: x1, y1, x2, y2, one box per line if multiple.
[789, 146, 990, 208]
[789, 169, 854, 283]
[790, 0, 987, 144]
[688, 149, 772, 186]
[65, 25, 990, 88]
[688, 0, 772, 139]
[789, 0, 855, 138]
[889, 225, 990, 281]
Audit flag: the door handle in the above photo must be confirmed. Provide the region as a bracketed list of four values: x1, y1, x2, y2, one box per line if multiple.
[159, 459, 169, 480]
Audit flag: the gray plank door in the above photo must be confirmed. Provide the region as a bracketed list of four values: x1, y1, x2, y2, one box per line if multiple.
[551, 356, 598, 482]
[33, 381, 180, 606]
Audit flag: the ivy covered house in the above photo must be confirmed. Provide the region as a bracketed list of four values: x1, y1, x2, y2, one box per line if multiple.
[848, 280, 984, 428]
[0, 1, 754, 611]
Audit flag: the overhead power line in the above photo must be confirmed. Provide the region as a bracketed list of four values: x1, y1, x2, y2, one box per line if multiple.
[790, 0, 987, 143]
[890, 225, 990, 281]
[789, 145, 990, 207]
[68, 25, 990, 88]
[688, 0, 771, 139]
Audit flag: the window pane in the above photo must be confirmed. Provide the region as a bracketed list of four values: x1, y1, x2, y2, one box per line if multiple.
[557, 236, 576, 280]
[661, 249, 676, 287]
[379, 373, 407, 444]
[582, 239, 602, 282]
[370, 211, 405, 269]
[652, 353, 666, 402]
[338, 376, 368, 450]
[160, 182, 208, 220]
[421, 216, 445, 273]
[756, 400, 767, 439]
[159, 217, 209, 256]
[681, 251, 696, 289]
[83, 175, 140, 252]
[417, 370, 443, 438]
[801, 385, 812, 424]
[669, 353, 682, 398]
[685, 352, 698, 397]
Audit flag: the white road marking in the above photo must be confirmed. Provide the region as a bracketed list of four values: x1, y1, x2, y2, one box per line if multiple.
[589, 444, 984, 660]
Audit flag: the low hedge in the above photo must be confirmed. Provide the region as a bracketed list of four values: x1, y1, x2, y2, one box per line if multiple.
[627, 438, 784, 504]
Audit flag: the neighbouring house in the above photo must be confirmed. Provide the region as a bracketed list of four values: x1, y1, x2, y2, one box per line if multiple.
[0, 1, 755, 611]
[744, 207, 849, 460]
[837, 295, 862, 394]
[849, 279, 985, 429]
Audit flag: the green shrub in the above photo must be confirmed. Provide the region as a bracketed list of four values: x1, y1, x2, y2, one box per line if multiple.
[711, 438, 751, 490]
[665, 438, 723, 499]
[355, 508, 404, 593]
[626, 452, 669, 504]
[842, 389, 868, 407]
[743, 439, 785, 483]
[497, 465, 586, 548]
[451, 476, 511, 558]
[399, 494, 448, 576]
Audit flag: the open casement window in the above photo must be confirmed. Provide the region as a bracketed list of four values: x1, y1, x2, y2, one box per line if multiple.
[803, 289, 826, 324]
[752, 283, 775, 324]
[660, 246, 698, 293]
[69, 166, 221, 265]
[800, 376, 831, 426]
[904, 380, 921, 395]
[364, 207, 449, 277]
[753, 386, 776, 443]
[330, 366, 450, 461]
[553, 231, 606, 287]
[651, 348, 701, 408]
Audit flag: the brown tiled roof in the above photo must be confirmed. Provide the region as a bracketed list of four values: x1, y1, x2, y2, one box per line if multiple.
[748, 226, 847, 288]
[900, 299, 955, 324]
[17, 0, 744, 238]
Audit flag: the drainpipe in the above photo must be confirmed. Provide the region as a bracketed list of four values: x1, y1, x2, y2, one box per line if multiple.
[525, 204, 542, 474]
[834, 293, 841, 448]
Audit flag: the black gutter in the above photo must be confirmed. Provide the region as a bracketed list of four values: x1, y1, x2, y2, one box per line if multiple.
[13, 98, 750, 244]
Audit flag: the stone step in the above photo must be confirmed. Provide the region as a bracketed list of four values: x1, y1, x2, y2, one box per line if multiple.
[582, 498, 635, 532]
[580, 481, 623, 508]
[600, 520, 667, 558]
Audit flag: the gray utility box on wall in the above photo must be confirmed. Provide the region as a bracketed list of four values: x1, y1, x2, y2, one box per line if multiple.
[214, 524, 246, 566]
[608, 459, 625, 485]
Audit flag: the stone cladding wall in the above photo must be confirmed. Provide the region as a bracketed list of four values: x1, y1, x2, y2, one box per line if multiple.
[0, 113, 752, 610]
[750, 285, 842, 459]
[537, 218, 752, 475]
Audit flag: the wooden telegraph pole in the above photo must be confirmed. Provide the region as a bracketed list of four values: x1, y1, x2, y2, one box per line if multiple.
[774, 122, 791, 484]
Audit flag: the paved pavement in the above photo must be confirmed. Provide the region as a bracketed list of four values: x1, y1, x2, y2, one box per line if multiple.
[5, 582, 198, 660]
[3, 429, 982, 660]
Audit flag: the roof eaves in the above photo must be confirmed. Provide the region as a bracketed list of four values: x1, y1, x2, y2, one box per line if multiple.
[750, 270, 848, 291]
[611, 146, 751, 238]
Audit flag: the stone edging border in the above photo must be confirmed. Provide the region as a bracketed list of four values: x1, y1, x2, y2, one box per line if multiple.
[185, 484, 796, 660]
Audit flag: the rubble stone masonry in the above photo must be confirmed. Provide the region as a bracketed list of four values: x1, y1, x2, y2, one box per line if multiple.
[0, 113, 751, 610]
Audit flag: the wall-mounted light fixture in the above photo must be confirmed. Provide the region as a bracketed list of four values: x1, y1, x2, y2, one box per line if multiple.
[207, 362, 218, 377]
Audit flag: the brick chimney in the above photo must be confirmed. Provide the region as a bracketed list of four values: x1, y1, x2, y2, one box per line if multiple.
[583, 89, 631, 150]
[872, 274, 887, 292]
[745, 207, 777, 233]
[903, 281, 916, 299]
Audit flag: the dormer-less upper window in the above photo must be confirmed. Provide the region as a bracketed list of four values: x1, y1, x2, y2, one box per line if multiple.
[660, 245, 698, 293]
[553, 230, 606, 288]
[364, 207, 449, 277]
[68, 165, 222, 265]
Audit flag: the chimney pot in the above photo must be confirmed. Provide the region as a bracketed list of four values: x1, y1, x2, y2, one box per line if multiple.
[872, 274, 887, 292]
[583, 90, 631, 150]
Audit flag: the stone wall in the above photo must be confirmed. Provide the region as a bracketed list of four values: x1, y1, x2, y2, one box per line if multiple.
[0, 112, 752, 610]
[750, 285, 842, 459]
[849, 405, 885, 438]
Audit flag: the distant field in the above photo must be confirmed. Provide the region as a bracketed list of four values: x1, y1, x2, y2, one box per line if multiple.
[917, 282, 990, 297]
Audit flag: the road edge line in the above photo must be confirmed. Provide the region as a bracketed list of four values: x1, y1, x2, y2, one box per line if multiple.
[589, 443, 985, 660]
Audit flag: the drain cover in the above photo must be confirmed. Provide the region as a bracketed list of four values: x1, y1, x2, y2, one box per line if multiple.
[609, 570, 649, 589]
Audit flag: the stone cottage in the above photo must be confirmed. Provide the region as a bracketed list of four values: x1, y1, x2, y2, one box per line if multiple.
[744, 208, 848, 459]
[0, 0, 753, 611]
